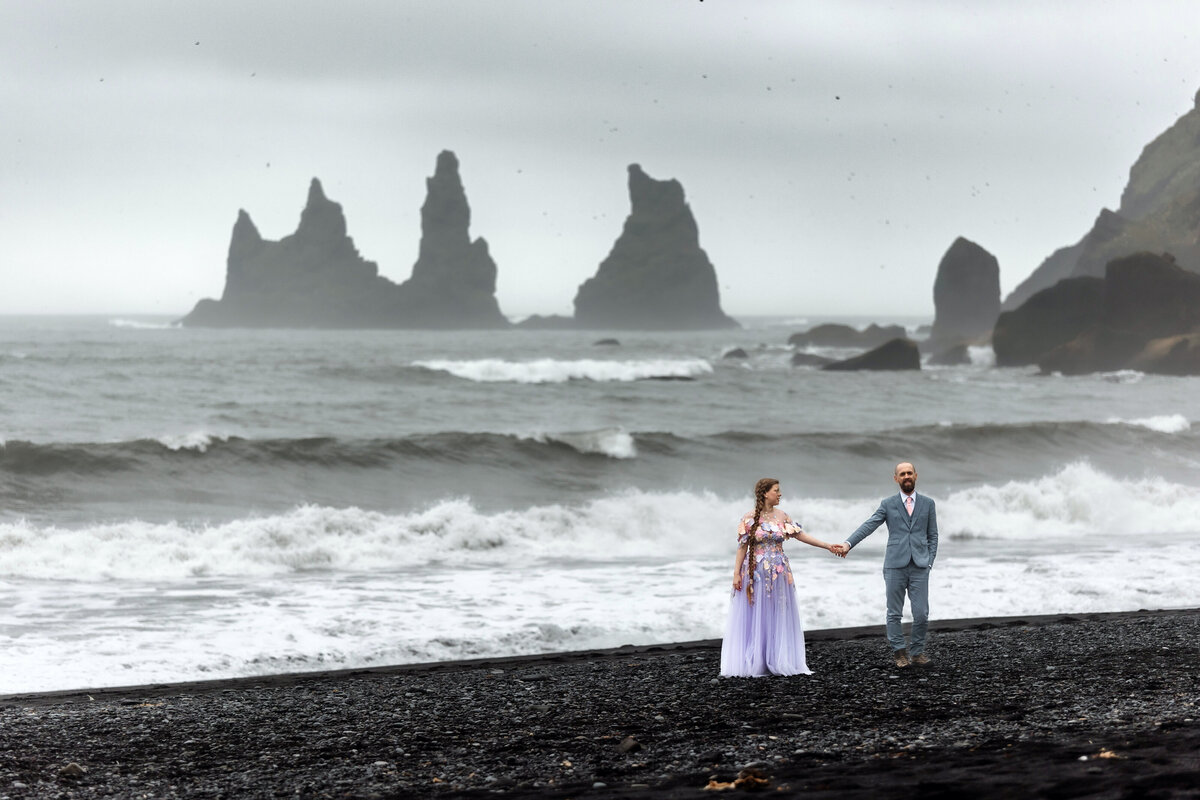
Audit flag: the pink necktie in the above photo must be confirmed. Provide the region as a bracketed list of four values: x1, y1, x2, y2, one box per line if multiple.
[905, 495, 914, 516]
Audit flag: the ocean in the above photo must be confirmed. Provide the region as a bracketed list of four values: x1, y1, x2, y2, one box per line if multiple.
[2, 315, 1198, 694]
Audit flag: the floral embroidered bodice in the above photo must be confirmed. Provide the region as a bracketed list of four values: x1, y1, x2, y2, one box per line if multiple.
[736, 511, 803, 595]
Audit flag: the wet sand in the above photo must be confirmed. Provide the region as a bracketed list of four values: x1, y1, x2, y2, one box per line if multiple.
[2, 609, 1197, 798]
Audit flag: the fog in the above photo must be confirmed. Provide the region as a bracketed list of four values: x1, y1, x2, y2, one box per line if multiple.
[2, 0, 1198, 317]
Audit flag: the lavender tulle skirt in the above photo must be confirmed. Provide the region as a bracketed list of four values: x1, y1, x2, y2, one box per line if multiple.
[719, 563, 811, 677]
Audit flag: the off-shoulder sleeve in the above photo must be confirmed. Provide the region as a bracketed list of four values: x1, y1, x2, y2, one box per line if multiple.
[782, 512, 804, 537]
[736, 513, 754, 545]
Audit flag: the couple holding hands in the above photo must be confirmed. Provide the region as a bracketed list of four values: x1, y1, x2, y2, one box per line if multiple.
[719, 462, 939, 677]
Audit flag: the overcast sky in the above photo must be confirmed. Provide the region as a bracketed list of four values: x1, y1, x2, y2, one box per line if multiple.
[3, 1, 1199, 318]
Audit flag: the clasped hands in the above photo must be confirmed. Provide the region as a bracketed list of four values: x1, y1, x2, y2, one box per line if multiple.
[829, 543, 849, 558]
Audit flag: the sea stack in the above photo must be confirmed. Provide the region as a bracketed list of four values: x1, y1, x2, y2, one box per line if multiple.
[572, 165, 737, 329]
[394, 150, 508, 328]
[183, 179, 388, 327]
[182, 152, 509, 328]
[927, 237, 1000, 351]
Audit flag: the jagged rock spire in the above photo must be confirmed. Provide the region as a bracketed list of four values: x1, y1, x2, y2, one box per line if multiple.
[573, 164, 736, 329]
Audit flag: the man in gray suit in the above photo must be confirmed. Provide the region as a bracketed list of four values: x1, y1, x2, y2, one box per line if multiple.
[833, 462, 938, 668]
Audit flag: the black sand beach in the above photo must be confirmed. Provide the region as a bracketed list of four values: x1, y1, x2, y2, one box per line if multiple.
[2, 609, 1197, 799]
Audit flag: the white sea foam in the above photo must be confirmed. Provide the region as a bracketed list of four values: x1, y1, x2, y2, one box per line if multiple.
[1104, 414, 1190, 434]
[5, 525, 1198, 694]
[530, 428, 637, 459]
[1098, 369, 1145, 384]
[155, 431, 231, 452]
[3, 464, 1199, 693]
[108, 318, 179, 330]
[943, 461, 1200, 539]
[967, 345, 995, 367]
[3, 464, 1198, 583]
[413, 358, 713, 383]
[0, 492, 739, 581]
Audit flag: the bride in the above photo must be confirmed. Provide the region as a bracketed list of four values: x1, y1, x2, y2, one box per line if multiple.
[720, 477, 841, 677]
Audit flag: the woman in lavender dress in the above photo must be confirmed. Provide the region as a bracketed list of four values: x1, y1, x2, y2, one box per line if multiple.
[720, 477, 840, 677]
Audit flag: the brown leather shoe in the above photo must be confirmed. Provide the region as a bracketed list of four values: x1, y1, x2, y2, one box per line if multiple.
[910, 653, 930, 666]
[893, 649, 910, 668]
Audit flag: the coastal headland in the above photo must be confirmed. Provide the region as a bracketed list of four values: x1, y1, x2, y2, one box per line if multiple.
[3, 609, 1197, 798]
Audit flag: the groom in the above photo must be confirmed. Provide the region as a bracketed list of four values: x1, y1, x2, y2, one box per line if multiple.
[833, 462, 938, 668]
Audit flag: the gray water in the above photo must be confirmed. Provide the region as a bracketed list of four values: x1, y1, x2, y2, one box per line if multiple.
[2, 315, 1198, 693]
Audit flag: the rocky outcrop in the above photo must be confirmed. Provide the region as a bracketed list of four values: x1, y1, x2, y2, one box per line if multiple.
[1004, 88, 1200, 310]
[183, 180, 392, 327]
[992, 277, 1105, 366]
[514, 315, 576, 330]
[1129, 333, 1200, 375]
[396, 151, 508, 328]
[997, 252, 1200, 374]
[822, 338, 921, 371]
[791, 352, 834, 367]
[183, 152, 509, 328]
[1037, 325, 1148, 375]
[1102, 252, 1200, 336]
[572, 165, 737, 330]
[927, 237, 1000, 350]
[788, 323, 906, 349]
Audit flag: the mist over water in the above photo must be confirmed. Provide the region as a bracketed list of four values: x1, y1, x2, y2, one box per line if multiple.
[2, 316, 1199, 693]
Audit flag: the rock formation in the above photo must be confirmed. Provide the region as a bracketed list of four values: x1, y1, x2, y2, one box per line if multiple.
[791, 352, 834, 367]
[183, 151, 509, 328]
[397, 151, 508, 328]
[183, 180, 387, 327]
[992, 277, 1105, 366]
[927, 237, 1000, 350]
[996, 252, 1200, 374]
[788, 323, 906, 349]
[822, 338, 921, 371]
[572, 165, 737, 330]
[1004, 88, 1200, 310]
[1128, 333, 1200, 375]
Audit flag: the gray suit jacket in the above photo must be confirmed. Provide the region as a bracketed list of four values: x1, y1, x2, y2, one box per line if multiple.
[847, 492, 938, 569]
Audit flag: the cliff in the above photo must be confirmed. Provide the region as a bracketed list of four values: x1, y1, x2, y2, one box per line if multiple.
[995, 252, 1200, 375]
[1004, 88, 1200, 310]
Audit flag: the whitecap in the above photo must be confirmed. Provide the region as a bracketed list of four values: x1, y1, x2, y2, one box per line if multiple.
[108, 318, 179, 330]
[529, 428, 638, 459]
[1098, 369, 1145, 384]
[1104, 414, 1190, 434]
[412, 358, 713, 383]
[967, 345, 996, 367]
[155, 431, 230, 452]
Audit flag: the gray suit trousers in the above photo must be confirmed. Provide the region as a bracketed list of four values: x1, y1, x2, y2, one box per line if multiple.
[884, 560, 929, 654]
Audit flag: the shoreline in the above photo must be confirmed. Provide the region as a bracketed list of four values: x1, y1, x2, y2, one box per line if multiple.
[3, 607, 1189, 707]
[4, 608, 1198, 798]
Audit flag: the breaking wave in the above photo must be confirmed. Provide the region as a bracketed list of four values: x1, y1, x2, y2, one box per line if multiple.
[411, 358, 713, 383]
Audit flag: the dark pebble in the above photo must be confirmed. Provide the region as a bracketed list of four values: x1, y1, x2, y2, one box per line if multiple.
[1, 609, 1197, 799]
